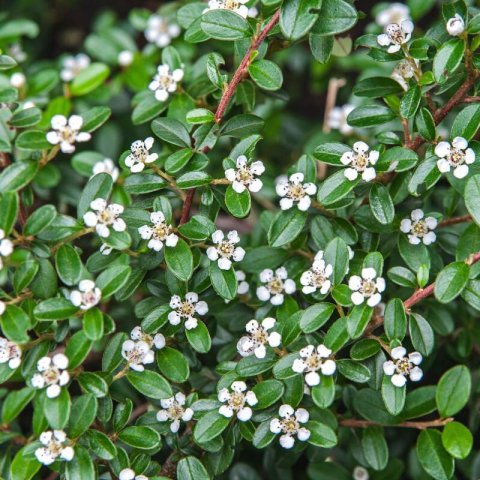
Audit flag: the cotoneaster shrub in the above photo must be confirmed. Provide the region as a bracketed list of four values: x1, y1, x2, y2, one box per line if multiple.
[0, 0, 479, 479]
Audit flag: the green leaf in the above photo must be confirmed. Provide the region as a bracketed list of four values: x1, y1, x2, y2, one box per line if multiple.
[165, 148, 194, 174]
[1, 305, 31, 343]
[0, 192, 18, 235]
[416, 107, 436, 141]
[308, 421, 337, 448]
[68, 394, 98, 437]
[409, 313, 434, 356]
[451, 104, 480, 140]
[377, 147, 418, 172]
[10, 107, 42, 128]
[2, 387, 35, 423]
[194, 410, 230, 443]
[33, 297, 78, 321]
[311, 375, 335, 408]
[252, 380, 284, 409]
[347, 105, 396, 127]
[86, 429, 117, 460]
[165, 239, 193, 281]
[10, 447, 40, 480]
[186, 108, 215, 124]
[309, 34, 334, 63]
[15, 130, 51, 150]
[313, 142, 351, 165]
[81, 106, 111, 132]
[441, 422, 473, 460]
[151, 117, 191, 147]
[324, 237, 350, 285]
[416, 430, 454, 480]
[200, 10, 251, 40]
[77, 372, 108, 398]
[353, 76, 403, 98]
[434, 261, 469, 303]
[465, 174, 480, 225]
[369, 184, 394, 224]
[186, 321, 212, 353]
[268, 209, 307, 247]
[70, 63, 110, 96]
[300, 302, 335, 333]
[43, 388, 71, 429]
[317, 169, 359, 205]
[127, 370, 173, 399]
[55, 244, 82, 286]
[156, 347, 190, 383]
[236, 355, 276, 377]
[176, 171, 212, 188]
[362, 426, 389, 471]
[248, 60, 283, 91]
[436, 365, 471, 417]
[77, 172, 113, 218]
[384, 298, 407, 341]
[13, 259, 39, 294]
[209, 261, 237, 300]
[337, 359, 370, 383]
[177, 456, 210, 480]
[432, 38, 464, 83]
[65, 331, 92, 369]
[347, 304, 373, 339]
[381, 375, 405, 415]
[311, 0, 357, 35]
[400, 85, 422, 118]
[83, 307, 104, 341]
[225, 185, 251, 218]
[118, 426, 161, 449]
[252, 420, 276, 449]
[280, 0, 321, 41]
[0, 161, 39, 191]
[96, 264, 132, 297]
[24, 204, 57, 236]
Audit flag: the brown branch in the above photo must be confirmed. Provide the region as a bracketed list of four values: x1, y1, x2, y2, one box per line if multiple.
[179, 188, 196, 225]
[463, 96, 480, 103]
[130, 403, 149, 422]
[339, 417, 453, 430]
[439, 214, 472, 227]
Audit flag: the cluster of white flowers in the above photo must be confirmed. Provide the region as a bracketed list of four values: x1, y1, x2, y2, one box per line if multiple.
[168, 292, 208, 330]
[348, 268, 385, 307]
[327, 104, 354, 135]
[400, 209, 437, 245]
[0, 337, 21, 369]
[31, 354, 69, 398]
[435, 137, 475, 179]
[270, 404, 310, 449]
[446, 14, 465, 36]
[276, 173, 317, 211]
[119, 469, 148, 480]
[225, 155, 265, 193]
[138, 211, 178, 252]
[83, 198, 126, 238]
[35, 430, 74, 465]
[204, 0, 249, 18]
[391, 59, 417, 90]
[237, 318, 281, 359]
[235, 270, 249, 295]
[46, 114, 91, 154]
[300, 251, 333, 295]
[60, 53, 90, 82]
[256, 267, 296, 305]
[70, 280, 101, 310]
[149, 64, 184, 102]
[10, 72, 26, 89]
[122, 326, 165, 372]
[0, 229, 13, 270]
[376, 3, 411, 27]
[92, 158, 119, 182]
[144, 14, 180, 47]
[377, 20, 414, 53]
[218, 381, 257, 421]
[292, 344, 336, 387]
[125, 137, 159, 173]
[383, 346, 423, 387]
[206, 230, 245, 270]
[341, 141, 379, 182]
[157, 392, 194, 433]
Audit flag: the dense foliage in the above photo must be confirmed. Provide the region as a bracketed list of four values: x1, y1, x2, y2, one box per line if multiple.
[0, 0, 480, 479]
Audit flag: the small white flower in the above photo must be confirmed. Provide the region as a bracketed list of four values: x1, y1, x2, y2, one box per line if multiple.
[377, 21, 414, 53]
[376, 3, 411, 27]
[276, 173, 317, 211]
[124, 137, 159, 173]
[236, 270, 249, 295]
[118, 50, 134, 67]
[83, 198, 126, 238]
[300, 251, 333, 295]
[157, 392, 194, 433]
[0, 229, 14, 270]
[149, 64, 184, 102]
[10, 72, 26, 88]
[119, 468, 148, 480]
[400, 209, 437, 245]
[353, 466, 370, 480]
[121, 340, 155, 372]
[60, 53, 90, 82]
[204, 0, 249, 18]
[328, 104, 354, 135]
[138, 211, 178, 252]
[256, 267, 296, 306]
[348, 268, 385, 307]
[206, 230, 245, 270]
[31, 354, 70, 398]
[237, 318, 281, 359]
[391, 59, 417, 91]
[46, 114, 91, 154]
[218, 381, 257, 421]
[270, 404, 310, 449]
[92, 158, 119, 182]
[435, 137, 475, 179]
[0, 337, 22, 369]
[446, 14, 465, 36]
[340, 141, 379, 182]
[70, 279, 101, 311]
[383, 346, 423, 387]
[168, 292, 208, 330]
[225, 155, 265, 193]
[130, 326, 166, 350]
[292, 344, 336, 387]
[35, 430, 74, 465]
[144, 14, 180, 48]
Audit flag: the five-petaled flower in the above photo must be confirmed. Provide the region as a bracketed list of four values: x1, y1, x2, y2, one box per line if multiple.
[446, 14, 465, 36]
[341, 141, 379, 182]
[119, 469, 148, 480]
[31, 354, 70, 398]
[206, 230, 245, 270]
[400, 209, 437, 245]
[435, 136, 475, 179]
[122, 326, 165, 372]
[257, 267, 296, 305]
[383, 346, 423, 387]
[70, 279, 101, 310]
[328, 104, 354, 135]
[0, 337, 21, 369]
[276, 173, 317, 211]
[144, 14, 180, 48]
[92, 158, 119, 182]
[348, 268, 385, 307]
[46, 114, 91, 153]
[157, 392, 194, 433]
[125, 137, 159, 173]
[292, 344, 336, 386]
[270, 404, 310, 449]
[168, 292, 208, 330]
[60, 53, 90, 82]
[149, 64, 184, 102]
[218, 381, 258, 421]
[225, 155, 265, 193]
[300, 251, 333, 295]
[138, 211, 178, 252]
[83, 198, 126, 238]
[35, 430, 74, 465]
[376, 3, 411, 27]
[204, 0, 249, 18]
[377, 21, 414, 53]
[0, 229, 13, 270]
[237, 318, 281, 359]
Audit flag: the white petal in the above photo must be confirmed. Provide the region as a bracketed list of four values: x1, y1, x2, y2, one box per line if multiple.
[219, 405, 234, 418]
[452, 136, 468, 150]
[453, 164, 469, 179]
[391, 374, 407, 387]
[321, 359, 336, 376]
[409, 352, 423, 365]
[400, 218, 412, 233]
[383, 360, 396, 376]
[348, 275, 362, 291]
[279, 404, 294, 418]
[279, 434, 295, 449]
[256, 286, 270, 301]
[295, 408, 309, 423]
[351, 291, 365, 305]
[344, 168, 359, 181]
[391, 346, 407, 359]
[409, 366, 423, 382]
[305, 371, 320, 386]
[434, 142, 451, 158]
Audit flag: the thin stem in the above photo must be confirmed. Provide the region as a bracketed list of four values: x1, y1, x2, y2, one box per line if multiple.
[339, 417, 453, 430]
[50, 227, 94, 253]
[438, 214, 472, 227]
[112, 365, 129, 382]
[179, 189, 196, 225]
[149, 164, 187, 201]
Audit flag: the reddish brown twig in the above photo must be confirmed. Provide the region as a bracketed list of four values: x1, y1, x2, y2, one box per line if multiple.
[340, 417, 453, 430]
[439, 214, 472, 227]
[179, 188, 196, 225]
[463, 96, 480, 103]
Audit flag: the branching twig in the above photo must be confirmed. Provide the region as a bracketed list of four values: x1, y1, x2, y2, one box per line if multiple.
[339, 417, 453, 430]
[439, 214, 472, 227]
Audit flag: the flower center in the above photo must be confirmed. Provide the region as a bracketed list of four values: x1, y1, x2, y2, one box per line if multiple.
[287, 184, 306, 200]
[179, 302, 195, 317]
[98, 210, 114, 224]
[126, 347, 145, 364]
[412, 220, 428, 237]
[352, 153, 369, 171]
[156, 74, 176, 91]
[387, 24, 406, 44]
[360, 280, 377, 297]
[59, 126, 77, 143]
[218, 241, 234, 258]
[153, 223, 170, 240]
[251, 327, 268, 345]
[48, 440, 64, 456]
[310, 271, 327, 287]
[237, 167, 253, 183]
[304, 354, 322, 372]
[82, 290, 98, 305]
[281, 417, 299, 435]
[43, 367, 61, 385]
[267, 278, 284, 295]
[168, 403, 184, 420]
[228, 392, 246, 410]
[395, 358, 411, 375]
[224, 0, 241, 10]
[447, 149, 465, 166]
[132, 144, 149, 162]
